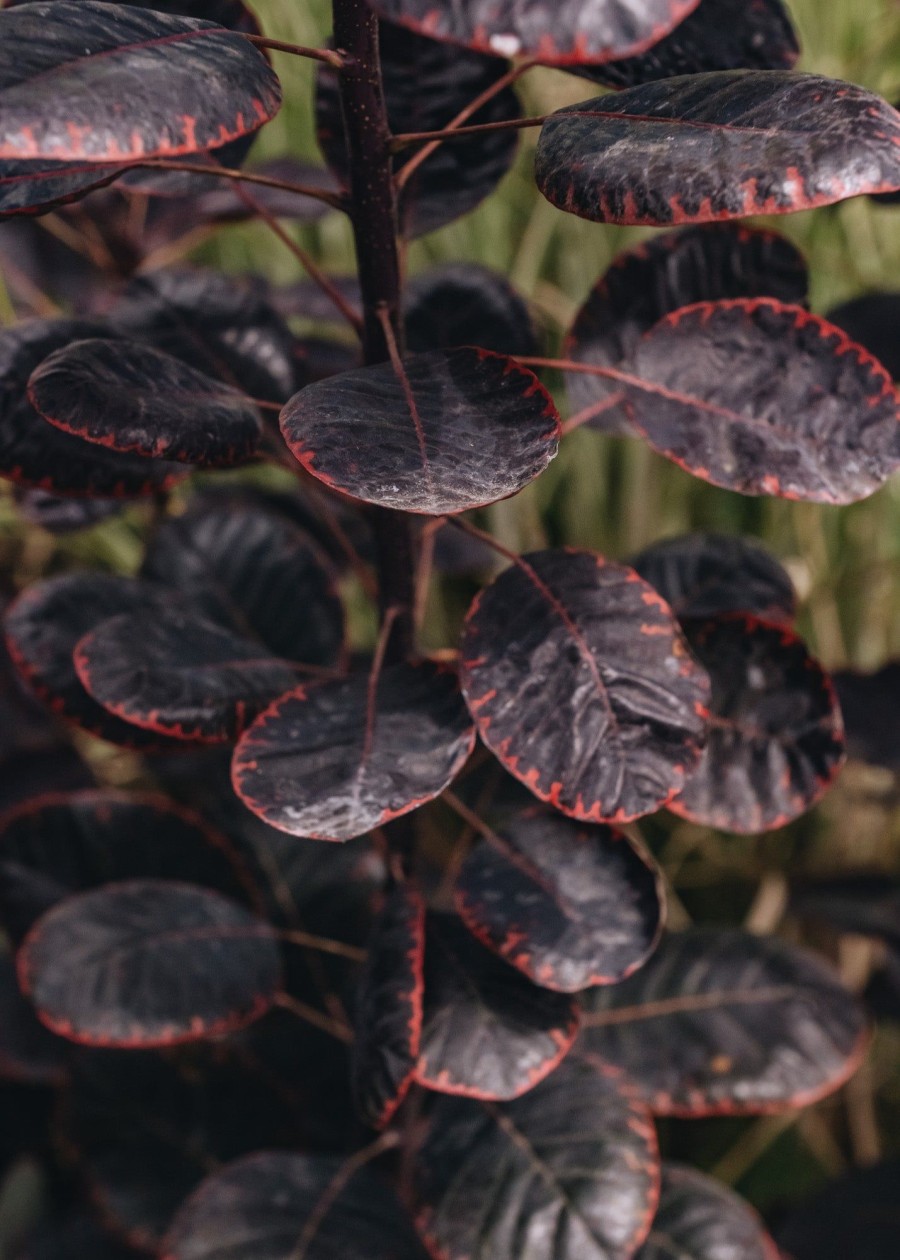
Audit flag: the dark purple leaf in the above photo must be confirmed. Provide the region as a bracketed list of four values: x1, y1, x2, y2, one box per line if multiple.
[580, 928, 868, 1115]
[317, 21, 520, 237]
[3, 573, 191, 747]
[0, 2, 280, 162]
[536, 72, 900, 226]
[826, 292, 900, 381]
[791, 874, 900, 945]
[460, 549, 710, 824]
[635, 1163, 779, 1260]
[0, 158, 123, 218]
[0, 953, 68, 1085]
[405, 263, 538, 356]
[775, 1158, 900, 1260]
[142, 498, 345, 668]
[113, 268, 301, 403]
[19, 879, 282, 1046]
[280, 348, 560, 515]
[13, 487, 122, 533]
[367, 0, 700, 65]
[28, 337, 262, 467]
[0, 787, 255, 942]
[0, 319, 186, 497]
[232, 661, 475, 841]
[455, 810, 663, 993]
[577, 0, 798, 89]
[564, 224, 808, 435]
[163, 1150, 426, 1260]
[833, 661, 900, 771]
[3, 0, 263, 35]
[414, 1058, 660, 1260]
[352, 881, 425, 1129]
[416, 912, 578, 1099]
[670, 614, 844, 832]
[74, 607, 301, 743]
[630, 533, 796, 625]
[624, 299, 900, 503]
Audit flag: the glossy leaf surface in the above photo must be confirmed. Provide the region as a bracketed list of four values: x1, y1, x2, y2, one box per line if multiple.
[19, 879, 281, 1046]
[317, 21, 520, 237]
[635, 1163, 778, 1260]
[29, 337, 262, 467]
[0, 788, 252, 941]
[164, 1150, 426, 1260]
[280, 348, 560, 515]
[367, 0, 700, 65]
[404, 264, 538, 357]
[670, 614, 844, 832]
[352, 881, 425, 1129]
[565, 224, 808, 435]
[630, 533, 796, 624]
[581, 928, 867, 1115]
[0, 320, 184, 497]
[232, 662, 475, 841]
[460, 549, 710, 823]
[414, 1058, 660, 1260]
[416, 912, 578, 1099]
[579, 0, 798, 89]
[0, 2, 280, 162]
[625, 299, 900, 503]
[455, 810, 663, 992]
[142, 497, 345, 667]
[75, 607, 300, 743]
[536, 71, 900, 225]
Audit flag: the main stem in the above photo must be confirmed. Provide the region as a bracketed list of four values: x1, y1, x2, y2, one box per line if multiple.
[332, 0, 415, 659]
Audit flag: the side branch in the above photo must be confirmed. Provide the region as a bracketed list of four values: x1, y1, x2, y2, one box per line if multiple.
[391, 115, 547, 150]
[127, 159, 346, 211]
[244, 34, 345, 67]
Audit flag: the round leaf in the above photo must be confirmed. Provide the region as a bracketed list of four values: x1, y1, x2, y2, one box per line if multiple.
[636, 1163, 779, 1260]
[29, 337, 262, 468]
[625, 299, 900, 503]
[455, 810, 664, 992]
[367, 0, 700, 65]
[352, 881, 425, 1130]
[19, 879, 282, 1046]
[670, 614, 844, 832]
[0, 1, 281, 162]
[416, 912, 578, 1100]
[565, 224, 808, 436]
[232, 661, 476, 841]
[535, 71, 900, 225]
[414, 1058, 660, 1260]
[280, 347, 560, 515]
[459, 549, 710, 824]
[580, 928, 868, 1115]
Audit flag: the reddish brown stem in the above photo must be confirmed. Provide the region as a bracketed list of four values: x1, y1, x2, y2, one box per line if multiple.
[245, 34, 345, 66]
[126, 158, 346, 210]
[391, 114, 547, 150]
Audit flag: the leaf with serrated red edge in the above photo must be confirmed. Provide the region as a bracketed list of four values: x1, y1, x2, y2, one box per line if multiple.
[317, 21, 520, 238]
[826, 292, 900, 382]
[670, 614, 844, 832]
[280, 347, 559, 515]
[352, 881, 425, 1129]
[142, 497, 345, 668]
[630, 533, 796, 625]
[635, 1163, 779, 1260]
[580, 928, 868, 1116]
[0, 788, 254, 942]
[414, 1058, 660, 1260]
[3, 573, 191, 748]
[367, 0, 700, 65]
[29, 337, 262, 468]
[232, 661, 475, 842]
[577, 0, 798, 89]
[113, 268, 302, 404]
[0, 320, 186, 497]
[625, 298, 900, 502]
[459, 549, 710, 824]
[18, 879, 282, 1047]
[74, 607, 302, 744]
[565, 224, 808, 436]
[416, 912, 578, 1100]
[0, 2, 280, 163]
[535, 71, 900, 226]
[775, 1158, 900, 1260]
[455, 811, 663, 993]
[405, 264, 538, 357]
[0, 953, 68, 1086]
[163, 1150, 427, 1260]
